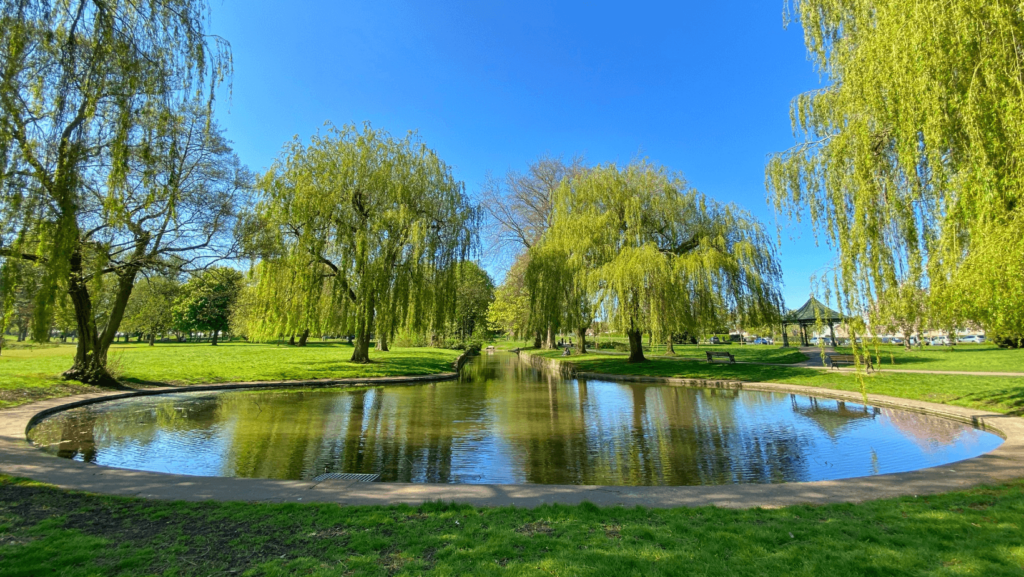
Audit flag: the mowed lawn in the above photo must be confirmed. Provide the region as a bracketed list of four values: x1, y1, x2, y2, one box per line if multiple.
[594, 343, 809, 364]
[532, 350, 1024, 416]
[835, 343, 1024, 373]
[1, 475, 1022, 577]
[0, 342, 461, 409]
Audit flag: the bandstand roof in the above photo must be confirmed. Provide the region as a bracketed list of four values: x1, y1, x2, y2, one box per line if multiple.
[783, 297, 844, 324]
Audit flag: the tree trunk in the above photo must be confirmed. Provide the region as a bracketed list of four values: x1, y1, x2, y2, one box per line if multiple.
[211, 329, 219, 346]
[62, 249, 138, 388]
[288, 333, 295, 346]
[666, 337, 675, 355]
[375, 332, 389, 352]
[298, 329, 309, 347]
[350, 298, 375, 363]
[545, 324, 555, 349]
[148, 333, 155, 346]
[626, 329, 647, 363]
[576, 327, 587, 354]
[533, 331, 542, 349]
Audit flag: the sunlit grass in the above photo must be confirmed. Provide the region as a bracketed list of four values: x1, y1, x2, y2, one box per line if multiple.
[1, 474, 1022, 576]
[837, 343, 1024, 372]
[0, 341, 461, 409]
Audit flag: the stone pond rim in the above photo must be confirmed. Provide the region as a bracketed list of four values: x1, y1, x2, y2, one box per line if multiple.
[1, 362, 1022, 509]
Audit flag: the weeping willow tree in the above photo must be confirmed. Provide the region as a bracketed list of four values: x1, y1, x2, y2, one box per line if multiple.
[242, 124, 476, 363]
[0, 1, 235, 385]
[538, 161, 783, 363]
[526, 231, 596, 354]
[767, 0, 1024, 345]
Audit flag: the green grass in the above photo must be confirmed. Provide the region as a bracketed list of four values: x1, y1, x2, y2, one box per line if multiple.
[485, 338, 534, 351]
[593, 343, 808, 364]
[530, 351, 1024, 416]
[0, 341, 461, 410]
[837, 343, 1024, 373]
[1, 475, 1022, 576]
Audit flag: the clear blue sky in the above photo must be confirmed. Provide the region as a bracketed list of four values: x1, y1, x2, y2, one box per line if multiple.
[209, 0, 833, 310]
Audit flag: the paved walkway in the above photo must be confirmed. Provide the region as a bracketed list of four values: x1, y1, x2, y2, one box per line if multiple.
[2, 375, 1022, 509]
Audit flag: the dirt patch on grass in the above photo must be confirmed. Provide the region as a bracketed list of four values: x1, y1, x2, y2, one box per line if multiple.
[516, 521, 553, 536]
[0, 383, 105, 408]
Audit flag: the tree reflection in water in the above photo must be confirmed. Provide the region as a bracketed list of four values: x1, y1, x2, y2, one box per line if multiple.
[28, 354, 1003, 485]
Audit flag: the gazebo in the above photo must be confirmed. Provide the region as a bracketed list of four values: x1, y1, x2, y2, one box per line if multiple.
[781, 297, 845, 347]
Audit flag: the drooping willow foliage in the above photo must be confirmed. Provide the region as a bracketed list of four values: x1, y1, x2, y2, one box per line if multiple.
[242, 124, 477, 362]
[533, 161, 783, 362]
[0, 0, 233, 384]
[767, 0, 1024, 343]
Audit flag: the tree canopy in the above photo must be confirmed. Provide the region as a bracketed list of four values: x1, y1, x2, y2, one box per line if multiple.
[172, 267, 243, 345]
[479, 155, 585, 348]
[0, 0, 236, 384]
[452, 261, 494, 342]
[122, 275, 181, 345]
[487, 254, 531, 342]
[767, 0, 1024, 344]
[538, 161, 783, 362]
[243, 123, 477, 362]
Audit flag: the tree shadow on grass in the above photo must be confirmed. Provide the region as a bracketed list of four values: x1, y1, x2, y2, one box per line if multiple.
[959, 385, 1024, 416]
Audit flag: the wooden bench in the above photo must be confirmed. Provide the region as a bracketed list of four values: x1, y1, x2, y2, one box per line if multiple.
[706, 351, 735, 364]
[826, 354, 874, 371]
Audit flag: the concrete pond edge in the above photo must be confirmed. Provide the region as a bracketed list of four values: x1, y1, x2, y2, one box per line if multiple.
[0, 351, 1021, 509]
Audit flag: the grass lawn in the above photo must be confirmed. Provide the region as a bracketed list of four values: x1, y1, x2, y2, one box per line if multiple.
[530, 350, 1024, 416]
[1, 475, 1022, 576]
[486, 338, 534, 351]
[837, 343, 1024, 373]
[0, 341, 461, 410]
[593, 343, 808, 364]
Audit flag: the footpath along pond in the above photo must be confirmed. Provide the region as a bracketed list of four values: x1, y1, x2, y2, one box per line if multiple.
[27, 353, 1002, 486]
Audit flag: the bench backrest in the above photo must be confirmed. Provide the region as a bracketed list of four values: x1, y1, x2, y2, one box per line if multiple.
[707, 351, 732, 357]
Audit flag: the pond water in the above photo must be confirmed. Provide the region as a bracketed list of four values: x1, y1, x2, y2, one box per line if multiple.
[28, 353, 1002, 486]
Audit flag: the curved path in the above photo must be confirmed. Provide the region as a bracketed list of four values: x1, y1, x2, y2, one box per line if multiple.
[1, 374, 1022, 509]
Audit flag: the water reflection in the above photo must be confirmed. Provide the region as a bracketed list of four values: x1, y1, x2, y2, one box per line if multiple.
[28, 353, 1003, 485]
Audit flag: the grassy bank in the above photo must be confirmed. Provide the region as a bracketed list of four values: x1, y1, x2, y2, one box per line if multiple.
[489, 339, 809, 363]
[0, 342, 461, 410]
[530, 351, 1024, 416]
[836, 343, 1024, 373]
[1, 475, 1021, 576]
[588, 344, 807, 364]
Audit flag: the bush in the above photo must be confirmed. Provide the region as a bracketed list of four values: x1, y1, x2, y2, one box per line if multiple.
[991, 332, 1024, 349]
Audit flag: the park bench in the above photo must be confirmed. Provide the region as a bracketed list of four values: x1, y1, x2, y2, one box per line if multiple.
[705, 351, 735, 364]
[826, 353, 874, 372]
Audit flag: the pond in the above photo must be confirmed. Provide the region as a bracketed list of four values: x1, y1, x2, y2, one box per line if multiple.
[27, 352, 1002, 486]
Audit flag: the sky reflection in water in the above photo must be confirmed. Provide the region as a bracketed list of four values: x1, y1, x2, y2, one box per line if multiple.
[29, 353, 1003, 485]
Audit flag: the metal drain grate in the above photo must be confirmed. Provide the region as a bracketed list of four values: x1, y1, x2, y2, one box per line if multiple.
[312, 472, 380, 483]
